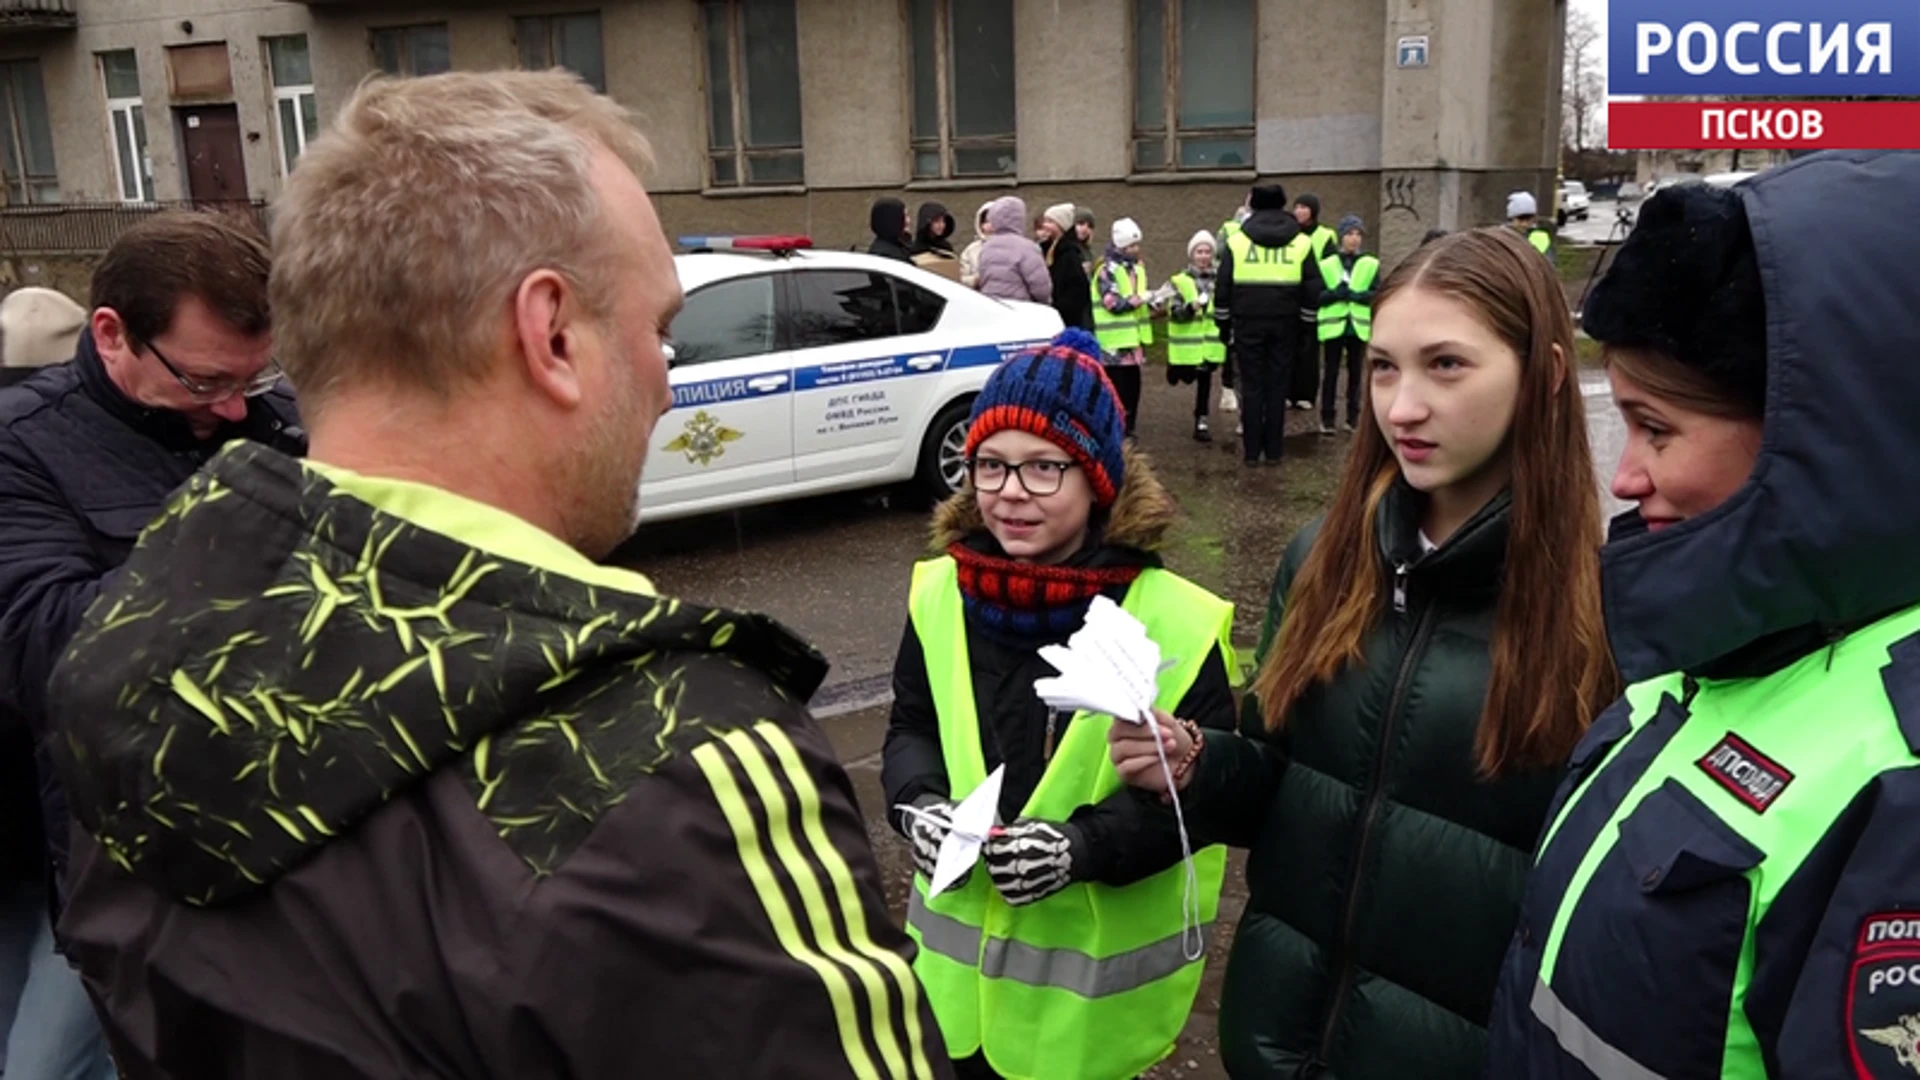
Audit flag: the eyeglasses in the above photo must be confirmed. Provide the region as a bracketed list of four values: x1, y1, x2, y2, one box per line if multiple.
[968, 457, 1077, 495]
[146, 341, 283, 402]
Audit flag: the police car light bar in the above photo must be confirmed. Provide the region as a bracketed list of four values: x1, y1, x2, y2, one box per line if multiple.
[678, 234, 814, 253]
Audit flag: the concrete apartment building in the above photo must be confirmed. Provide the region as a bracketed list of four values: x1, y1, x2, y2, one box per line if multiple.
[0, 0, 1563, 277]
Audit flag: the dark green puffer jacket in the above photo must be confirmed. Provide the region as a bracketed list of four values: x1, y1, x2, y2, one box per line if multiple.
[1184, 482, 1564, 1079]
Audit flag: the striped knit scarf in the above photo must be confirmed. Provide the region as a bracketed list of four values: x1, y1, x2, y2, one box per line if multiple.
[948, 540, 1144, 646]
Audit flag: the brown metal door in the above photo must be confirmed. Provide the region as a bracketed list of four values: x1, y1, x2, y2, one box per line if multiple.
[178, 105, 246, 205]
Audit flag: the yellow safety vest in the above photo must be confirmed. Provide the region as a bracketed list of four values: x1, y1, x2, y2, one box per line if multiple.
[1090, 262, 1153, 354]
[904, 557, 1233, 1080]
[1226, 230, 1313, 286]
[1528, 228, 1552, 255]
[1309, 224, 1338, 260]
[1315, 253, 1380, 343]
[1165, 273, 1224, 367]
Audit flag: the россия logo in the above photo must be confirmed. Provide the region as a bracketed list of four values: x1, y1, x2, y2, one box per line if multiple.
[1609, 0, 1920, 96]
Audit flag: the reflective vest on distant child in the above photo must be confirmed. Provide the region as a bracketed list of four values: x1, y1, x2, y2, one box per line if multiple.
[1091, 262, 1154, 354]
[1316, 253, 1380, 342]
[1166, 272, 1225, 367]
[904, 557, 1233, 1080]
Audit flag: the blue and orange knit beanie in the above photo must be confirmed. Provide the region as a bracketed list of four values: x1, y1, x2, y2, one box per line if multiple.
[964, 328, 1126, 505]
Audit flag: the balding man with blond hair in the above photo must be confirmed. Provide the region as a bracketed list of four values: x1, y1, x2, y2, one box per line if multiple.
[47, 71, 946, 1080]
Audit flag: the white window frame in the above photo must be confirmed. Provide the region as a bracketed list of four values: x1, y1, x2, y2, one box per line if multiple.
[272, 84, 316, 180]
[266, 36, 318, 180]
[103, 85, 152, 203]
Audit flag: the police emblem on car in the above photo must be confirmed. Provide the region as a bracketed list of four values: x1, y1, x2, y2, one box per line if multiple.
[665, 410, 744, 467]
[1850, 915, 1920, 1077]
[1696, 732, 1793, 812]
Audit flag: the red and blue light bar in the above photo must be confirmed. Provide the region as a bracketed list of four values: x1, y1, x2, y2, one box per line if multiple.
[677, 234, 814, 252]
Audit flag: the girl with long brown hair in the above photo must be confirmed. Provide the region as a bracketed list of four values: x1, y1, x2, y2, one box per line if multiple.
[1110, 227, 1619, 1079]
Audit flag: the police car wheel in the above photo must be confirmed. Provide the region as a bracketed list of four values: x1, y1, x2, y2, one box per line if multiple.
[915, 399, 974, 502]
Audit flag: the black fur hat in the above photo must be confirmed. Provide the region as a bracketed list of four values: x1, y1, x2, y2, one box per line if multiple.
[1248, 184, 1288, 211]
[1582, 183, 1768, 413]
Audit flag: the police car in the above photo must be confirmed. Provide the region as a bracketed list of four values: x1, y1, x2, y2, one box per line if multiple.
[640, 235, 1063, 523]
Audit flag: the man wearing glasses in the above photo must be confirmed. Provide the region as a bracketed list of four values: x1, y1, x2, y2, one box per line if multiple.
[0, 211, 301, 1080]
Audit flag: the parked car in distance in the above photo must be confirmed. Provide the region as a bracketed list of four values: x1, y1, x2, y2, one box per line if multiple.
[1557, 180, 1591, 225]
[642, 235, 1063, 524]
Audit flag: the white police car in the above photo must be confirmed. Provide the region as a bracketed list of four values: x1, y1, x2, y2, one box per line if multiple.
[639, 235, 1063, 523]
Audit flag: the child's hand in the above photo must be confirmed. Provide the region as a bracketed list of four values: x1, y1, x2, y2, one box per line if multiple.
[1107, 709, 1194, 793]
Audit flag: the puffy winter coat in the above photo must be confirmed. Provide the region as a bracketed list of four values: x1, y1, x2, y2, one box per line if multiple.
[1185, 481, 1564, 1079]
[0, 332, 303, 888]
[973, 198, 1052, 304]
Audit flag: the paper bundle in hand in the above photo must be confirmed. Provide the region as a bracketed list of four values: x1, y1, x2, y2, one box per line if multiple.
[1033, 596, 1160, 724]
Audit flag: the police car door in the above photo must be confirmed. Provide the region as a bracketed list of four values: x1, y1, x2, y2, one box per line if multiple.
[787, 267, 945, 483]
[645, 273, 795, 514]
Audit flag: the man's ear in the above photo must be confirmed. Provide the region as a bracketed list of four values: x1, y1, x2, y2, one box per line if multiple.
[514, 270, 584, 410]
[90, 307, 129, 355]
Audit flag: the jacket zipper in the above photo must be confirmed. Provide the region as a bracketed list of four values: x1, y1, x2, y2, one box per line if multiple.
[1314, 567, 1436, 1066]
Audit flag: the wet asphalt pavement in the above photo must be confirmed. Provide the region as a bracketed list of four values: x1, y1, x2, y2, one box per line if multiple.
[617, 365, 1626, 1079]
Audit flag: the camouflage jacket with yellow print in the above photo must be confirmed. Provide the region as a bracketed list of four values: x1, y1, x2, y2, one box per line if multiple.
[46, 442, 945, 1080]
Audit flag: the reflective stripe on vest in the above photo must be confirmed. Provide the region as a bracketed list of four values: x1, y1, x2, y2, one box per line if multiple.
[1091, 261, 1145, 353]
[1528, 229, 1551, 254]
[904, 557, 1234, 1080]
[909, 891, 1207, 999]
[1526, 604, 1920, 1078]
[1529, 978, 1664, 1080]
[1226, 230, 1311, 286]
[1315, 254, 1379, 343]
[1165, 272, 1223, 366]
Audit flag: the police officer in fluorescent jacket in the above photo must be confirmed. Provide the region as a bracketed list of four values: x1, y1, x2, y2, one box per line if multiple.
[1485, 150, 1920, 1079]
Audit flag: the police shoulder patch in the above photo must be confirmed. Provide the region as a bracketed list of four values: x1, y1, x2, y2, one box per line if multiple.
[1850, 913, 1920, 1077]
[1697, 732, 1794, 812]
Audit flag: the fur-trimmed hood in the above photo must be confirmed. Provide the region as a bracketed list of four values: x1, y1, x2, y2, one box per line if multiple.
[930, 442, 1177, 554]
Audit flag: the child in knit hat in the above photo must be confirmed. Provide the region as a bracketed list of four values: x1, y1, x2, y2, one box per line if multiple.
[1505, 191, 1552, 257]
[1312, 214, 1380, 434]
[882, 327, 1235, 1080]
[1093, 218, 1152, 435]
[1164, 230, 1225, 442]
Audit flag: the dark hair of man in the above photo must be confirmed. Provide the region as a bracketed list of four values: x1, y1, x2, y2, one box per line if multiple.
[89, 210, 271, 345]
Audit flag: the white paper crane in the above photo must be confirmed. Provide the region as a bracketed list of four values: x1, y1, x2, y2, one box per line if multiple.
[898, 765, 1005, 897]
[1033, 596, 1162, 724]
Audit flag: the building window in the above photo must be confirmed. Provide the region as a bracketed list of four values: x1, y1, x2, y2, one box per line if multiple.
[266, 35, 318, 178]
[909, 0, 1015, 179]
[1132, 0, 1254, 172]
[517, 13, 605, 94]
[372, 23, 451, 77]
[0, 60, 57, 205]
[699, 0, 803, 188]
[100, 50, 153, 203]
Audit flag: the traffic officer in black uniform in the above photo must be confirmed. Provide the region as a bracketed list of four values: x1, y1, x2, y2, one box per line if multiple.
[1486, 150, 1920, 1079]
[1214, 184, 1321, 468]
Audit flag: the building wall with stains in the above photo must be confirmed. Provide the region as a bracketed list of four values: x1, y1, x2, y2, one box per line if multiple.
[0, 0, 1559, 273]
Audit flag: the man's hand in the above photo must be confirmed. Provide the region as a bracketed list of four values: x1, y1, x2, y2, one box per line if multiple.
[1107, 709, 1195, 794]
[983, 819, 1078, 906]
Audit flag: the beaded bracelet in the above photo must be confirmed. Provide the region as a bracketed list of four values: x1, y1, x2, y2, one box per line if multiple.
[1170, 719, 1204, 784]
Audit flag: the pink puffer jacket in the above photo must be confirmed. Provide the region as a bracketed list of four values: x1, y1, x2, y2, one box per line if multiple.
[972, 197, 1053, 304]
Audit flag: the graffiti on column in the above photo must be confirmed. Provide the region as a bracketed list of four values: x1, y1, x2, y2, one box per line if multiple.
[1384, 173, 1420, 219]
